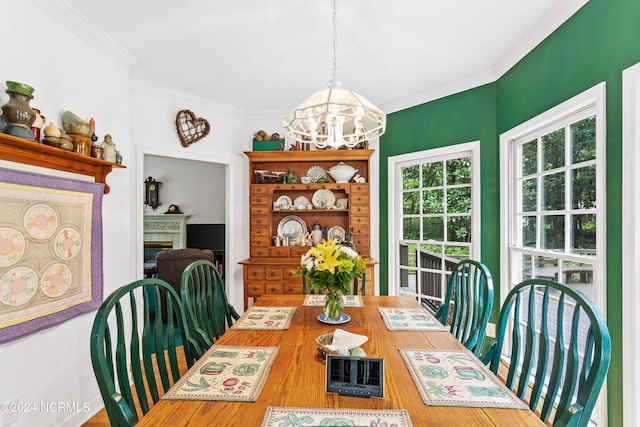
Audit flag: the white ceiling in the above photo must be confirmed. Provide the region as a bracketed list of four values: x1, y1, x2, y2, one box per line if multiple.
[61, 0, 585, 116]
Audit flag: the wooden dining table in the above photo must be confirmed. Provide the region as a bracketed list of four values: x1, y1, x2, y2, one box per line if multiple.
[137, 295, 545, 426]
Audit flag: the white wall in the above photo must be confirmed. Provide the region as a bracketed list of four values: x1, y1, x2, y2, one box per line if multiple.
[129, 80, 302, 336]
[0, 3, 381, 426]
[143, 155, 226, 223]
[0, 1, 133, 426]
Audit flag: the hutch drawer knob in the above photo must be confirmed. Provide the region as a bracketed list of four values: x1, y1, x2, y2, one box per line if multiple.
[251, 271, 258, 276]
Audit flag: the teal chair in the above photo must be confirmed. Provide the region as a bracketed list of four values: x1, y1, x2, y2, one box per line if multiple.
[302, 273, 366, 295]
[90, 278, 202, 427]
[181, 260, 240, 351]
[434, 260, 494, 356]
[482, 279, 611, 427]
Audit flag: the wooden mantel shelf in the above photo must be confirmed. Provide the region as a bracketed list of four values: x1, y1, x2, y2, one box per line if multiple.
[0, 132, 125, 194]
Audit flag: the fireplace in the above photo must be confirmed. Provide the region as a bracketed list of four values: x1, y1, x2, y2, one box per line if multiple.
[143, 214, 190, 275]
[144, 241, 173, 263]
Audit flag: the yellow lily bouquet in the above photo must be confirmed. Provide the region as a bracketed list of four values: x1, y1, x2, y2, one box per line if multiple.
[300, 239, 367, 320]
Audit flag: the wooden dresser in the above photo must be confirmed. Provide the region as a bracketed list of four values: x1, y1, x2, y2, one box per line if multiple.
[239, 149, 376, 309]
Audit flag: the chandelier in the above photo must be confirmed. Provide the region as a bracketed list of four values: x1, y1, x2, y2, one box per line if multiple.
[282, 0, 386, 149]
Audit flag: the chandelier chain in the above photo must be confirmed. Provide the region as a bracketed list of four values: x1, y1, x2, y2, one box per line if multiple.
[281, 0, 386, 148]
[331, 0, 338, 83]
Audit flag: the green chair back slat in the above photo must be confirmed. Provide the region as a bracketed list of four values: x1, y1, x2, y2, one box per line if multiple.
[529, 287, 551, 410]
[517, 284, 537, 397]
[114, 301, 140, 414]
[557, 308, 582, 419]
[90, 278, 202, 427]
[541, 292, 567, 421]
[435, 260, 494, 356]
[181, 260, 240, 353]
[504, 292, 522, 389]
[144, 287, 162, 404]
[482, 279, 611, 427]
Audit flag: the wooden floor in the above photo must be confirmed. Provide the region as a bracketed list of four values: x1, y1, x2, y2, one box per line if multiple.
[82, 408, 109, 426]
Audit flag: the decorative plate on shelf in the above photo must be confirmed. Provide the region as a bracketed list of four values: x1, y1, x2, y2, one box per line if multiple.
[293, 196, 310, 208]
[327, 225, 346, 243]
[275, 195, 292, 210]
[312, 189, 335, 209]
[277, 215, 308, 240]
[306, 165, 327, 183]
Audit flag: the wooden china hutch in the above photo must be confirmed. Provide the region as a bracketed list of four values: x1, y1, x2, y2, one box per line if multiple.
[239, 149, 376, 309]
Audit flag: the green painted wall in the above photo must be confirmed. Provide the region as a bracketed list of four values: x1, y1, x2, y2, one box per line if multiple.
[379, 83, 498, 296]
[378, 0, 640, 425]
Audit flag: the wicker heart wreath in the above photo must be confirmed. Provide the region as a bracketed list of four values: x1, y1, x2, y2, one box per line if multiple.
[175, 109, 210, 147]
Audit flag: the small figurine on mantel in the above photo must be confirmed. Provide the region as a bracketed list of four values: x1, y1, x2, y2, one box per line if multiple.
[102, 134, 117, 163]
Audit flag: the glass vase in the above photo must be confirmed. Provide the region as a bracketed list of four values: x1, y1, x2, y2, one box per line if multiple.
[324, 289, 344, 321]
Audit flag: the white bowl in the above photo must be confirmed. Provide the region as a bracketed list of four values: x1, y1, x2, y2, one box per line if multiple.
[327, 162, 358, 183]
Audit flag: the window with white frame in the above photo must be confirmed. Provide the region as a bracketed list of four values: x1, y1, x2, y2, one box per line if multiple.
[388, 142, 480, 311]
[500, 83, 606, 425]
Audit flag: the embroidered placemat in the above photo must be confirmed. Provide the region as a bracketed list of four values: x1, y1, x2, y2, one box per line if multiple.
[399, 348, 528, 409]
[303, 294, 364, 307]
[231, 306, 296, 330]
[261, 407, 413, 427]
[378, 307, 447, 331]
[164, 345, 279, 401]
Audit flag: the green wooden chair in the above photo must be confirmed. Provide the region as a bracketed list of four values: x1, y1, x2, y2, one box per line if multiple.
[482, 279, 611, 427]
[90, 278, 202, 427]
[302, 273, 366, 295]
[434, 259, 494, 356]
[180, 260, 240, 351]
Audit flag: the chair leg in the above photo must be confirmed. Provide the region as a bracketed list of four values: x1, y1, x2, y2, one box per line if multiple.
[353, 273, 366, 295]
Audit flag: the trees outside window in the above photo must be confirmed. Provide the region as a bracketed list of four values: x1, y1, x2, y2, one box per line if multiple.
[389, 142, 479, 311]
[500, 83, 606, 426]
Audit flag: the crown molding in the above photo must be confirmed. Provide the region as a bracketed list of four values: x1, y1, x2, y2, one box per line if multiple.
[491, 0, 589, 78]
[382, 0, 589, 114]
[33, 0, 137, 71]
[130, 80, 246, 120]
[380, 69, 499, 114]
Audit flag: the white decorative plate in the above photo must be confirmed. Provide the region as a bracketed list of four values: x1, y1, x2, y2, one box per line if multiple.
[275, 195, 292, 210]
[306, 166, 327, 183]
[327, 226, 346, 243]
[293, 196, 310, 208]
[277, 215, 308, 239]
[312, 189, 336, 209]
